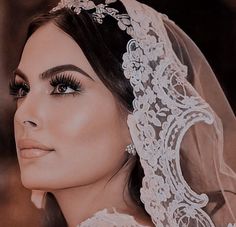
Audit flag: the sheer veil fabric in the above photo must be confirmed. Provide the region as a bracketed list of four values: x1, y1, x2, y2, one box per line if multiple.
[49, 0, 236, 226]
[162, 18, 236, 225]
[120, 0, 236, 226]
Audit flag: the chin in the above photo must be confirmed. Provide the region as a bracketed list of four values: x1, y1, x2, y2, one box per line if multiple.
[20, 171, 53, 191]
[21, 175, 41, 190]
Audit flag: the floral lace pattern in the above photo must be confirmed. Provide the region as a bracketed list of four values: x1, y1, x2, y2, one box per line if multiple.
[77, 209, 236, 226]
[121, 0, 216, 226]
[78, 209, 149, 227]
[50, 0, 131, 27]
[50, 0, 229, 226]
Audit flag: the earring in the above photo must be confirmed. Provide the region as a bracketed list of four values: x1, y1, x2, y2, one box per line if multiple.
[125, 143, 136, 156]
[31, 190, 47, 209]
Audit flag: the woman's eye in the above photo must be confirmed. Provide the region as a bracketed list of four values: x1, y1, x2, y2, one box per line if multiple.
[9, 81, 30, 99]
[18, 87, 29, 97]
[50, 74, 82, 96]
[52, 84, 78, 94]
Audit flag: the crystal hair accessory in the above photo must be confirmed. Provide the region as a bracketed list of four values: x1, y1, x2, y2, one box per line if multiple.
[125, 143, 136, 156]
[50, 0, 236, 226]
[50, 0, 132, 33]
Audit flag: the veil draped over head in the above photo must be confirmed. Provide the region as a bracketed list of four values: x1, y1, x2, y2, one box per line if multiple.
[49, 0, 236, 226]
[162, 17, 236, 225]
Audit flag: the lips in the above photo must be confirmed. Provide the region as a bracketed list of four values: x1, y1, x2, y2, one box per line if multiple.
[17, 139, 54, 159]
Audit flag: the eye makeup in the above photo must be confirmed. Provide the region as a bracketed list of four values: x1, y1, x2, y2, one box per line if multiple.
[49, 73, 83, 96]
[9, 72, 83, 100]
[9, 78, 30, 100]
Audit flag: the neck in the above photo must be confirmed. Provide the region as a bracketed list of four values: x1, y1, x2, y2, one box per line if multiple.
[52, 161, 136, 227]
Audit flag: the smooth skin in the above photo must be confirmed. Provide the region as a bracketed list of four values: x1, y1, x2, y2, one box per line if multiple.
[13, 22, 154, 226]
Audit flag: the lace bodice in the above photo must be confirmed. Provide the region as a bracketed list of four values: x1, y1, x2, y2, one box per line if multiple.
[77, 209, 150, 227]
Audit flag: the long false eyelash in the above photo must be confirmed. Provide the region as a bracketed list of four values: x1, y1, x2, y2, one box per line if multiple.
[9, 78, 29, 98]
[8, 73, 82, 100]
[49, 73, 83, 94]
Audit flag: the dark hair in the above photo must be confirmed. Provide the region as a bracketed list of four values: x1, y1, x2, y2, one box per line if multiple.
[25, 1, 146, 226]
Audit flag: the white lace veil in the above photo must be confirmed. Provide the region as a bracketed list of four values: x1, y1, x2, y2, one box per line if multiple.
[121, 0, 236, 226]
[162, 17, 236, 226]
[50, 0, 236, 226]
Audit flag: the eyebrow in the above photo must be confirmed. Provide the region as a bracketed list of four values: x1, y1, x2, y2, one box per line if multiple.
[13, 64, 94, 81]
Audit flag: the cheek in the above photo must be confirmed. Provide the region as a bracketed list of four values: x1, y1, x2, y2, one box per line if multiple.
[50, 90, 124, 149]
[20, 91, 129, 190]
[14, 107, 24, 140]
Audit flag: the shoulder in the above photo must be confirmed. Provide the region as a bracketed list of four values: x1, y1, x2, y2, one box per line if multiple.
[132, 211, 155, 227]
[78, 208, 154, 227]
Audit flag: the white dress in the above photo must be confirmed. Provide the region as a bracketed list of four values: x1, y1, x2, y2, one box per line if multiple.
[77, 209, 150, 227]
[77, 209, 236, 227]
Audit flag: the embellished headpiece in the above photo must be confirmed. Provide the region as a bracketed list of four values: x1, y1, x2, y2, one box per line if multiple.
[48, 0, 236, 226]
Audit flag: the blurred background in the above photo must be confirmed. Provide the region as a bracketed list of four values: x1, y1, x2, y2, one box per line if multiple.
[0, 0, 235, 226]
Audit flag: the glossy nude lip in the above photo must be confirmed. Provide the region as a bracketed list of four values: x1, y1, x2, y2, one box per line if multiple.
[17, 139, 55, 159]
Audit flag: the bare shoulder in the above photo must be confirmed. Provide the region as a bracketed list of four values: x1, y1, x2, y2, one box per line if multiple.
[132, 212, 155, 227]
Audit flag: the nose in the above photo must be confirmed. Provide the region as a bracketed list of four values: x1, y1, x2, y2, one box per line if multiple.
[14, 92, 44, 131]
[23, 120, 38, 128]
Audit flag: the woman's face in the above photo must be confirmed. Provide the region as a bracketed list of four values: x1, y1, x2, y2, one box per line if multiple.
[12, 22, 131, 190]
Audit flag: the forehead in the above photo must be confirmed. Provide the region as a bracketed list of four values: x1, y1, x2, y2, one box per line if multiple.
[18, 22, 98, 81]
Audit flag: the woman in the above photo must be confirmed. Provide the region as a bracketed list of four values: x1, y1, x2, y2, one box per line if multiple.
[9, 0, 236, 226]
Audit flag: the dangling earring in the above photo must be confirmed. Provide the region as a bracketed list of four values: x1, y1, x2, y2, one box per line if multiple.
[31, 190, 47, 209]
[125, 143, 136, 156]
